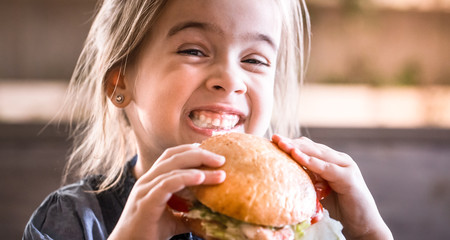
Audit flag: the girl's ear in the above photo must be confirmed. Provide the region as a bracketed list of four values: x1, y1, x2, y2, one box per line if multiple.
[105, 67, 132, 108]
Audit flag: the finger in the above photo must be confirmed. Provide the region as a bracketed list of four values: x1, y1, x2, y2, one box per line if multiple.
[141, 147, 225, 183]
[156, 144, 200, 161]
[160, 148, 225, 170]
[272, 134, 296, 153]
[146, 169, 207, 209]
[201, 170, 227, 185]
[157, 144, 225, 168]
[136, 168, 226, 201]
[273, 135, 333, 182]
[271, 134, 283, 144]
[292, 148, 346, 183]
[292, 137, 351, 167]
[144, 169, 226, 213]
[273, 134, 345, 166]
[273, 135, 323, 178]
[129, 169, 205, 222]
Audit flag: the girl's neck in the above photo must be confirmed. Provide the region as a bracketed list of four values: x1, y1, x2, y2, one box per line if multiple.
[132, 149, 161, 179]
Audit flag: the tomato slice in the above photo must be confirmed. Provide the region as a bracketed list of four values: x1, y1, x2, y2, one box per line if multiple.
[304, 170, 331, 200]
[167, 194, 192, 213]
[315, 181, 331, 200]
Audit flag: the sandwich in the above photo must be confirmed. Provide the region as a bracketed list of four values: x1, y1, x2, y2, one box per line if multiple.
[168, 132, 345, 239]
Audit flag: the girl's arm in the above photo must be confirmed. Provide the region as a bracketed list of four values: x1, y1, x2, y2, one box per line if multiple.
[272, 134, 393, 240]
[108, 144, 226, 240]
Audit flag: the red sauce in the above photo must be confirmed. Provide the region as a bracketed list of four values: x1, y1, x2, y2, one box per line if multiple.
[311, 180, 331, 224]
[167, 194, 192, 213]
[311, 199, 324, 224]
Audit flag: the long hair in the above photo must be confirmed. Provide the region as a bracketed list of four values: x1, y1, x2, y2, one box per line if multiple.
[63, 0, 310, 191]
[270, 0, 311, 138]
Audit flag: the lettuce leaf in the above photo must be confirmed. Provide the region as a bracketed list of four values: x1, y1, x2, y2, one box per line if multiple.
[185, 202, 345, 240]
[300, 209, 346, 240]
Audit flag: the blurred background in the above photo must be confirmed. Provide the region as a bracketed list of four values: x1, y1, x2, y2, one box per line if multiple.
[1, 0, 449, 239]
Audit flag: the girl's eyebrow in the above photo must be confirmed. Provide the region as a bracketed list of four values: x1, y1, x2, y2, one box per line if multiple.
[167, 21, 277, 51]
[167, 21, 223, 37]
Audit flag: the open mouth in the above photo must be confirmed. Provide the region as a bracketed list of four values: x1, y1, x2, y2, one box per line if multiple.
[189, 110, 241, 130]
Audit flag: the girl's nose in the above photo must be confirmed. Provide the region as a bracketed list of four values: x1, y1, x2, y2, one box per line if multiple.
[205, 63, 247, 95]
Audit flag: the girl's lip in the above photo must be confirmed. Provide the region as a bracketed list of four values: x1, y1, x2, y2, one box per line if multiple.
[185, 105, 247, 136]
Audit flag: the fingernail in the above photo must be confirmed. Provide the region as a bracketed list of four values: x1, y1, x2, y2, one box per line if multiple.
[217, 156, 226, 164]
[205, 170, 226, 183]
[211, 154, 225, 164]
[215, 170, 226, 182]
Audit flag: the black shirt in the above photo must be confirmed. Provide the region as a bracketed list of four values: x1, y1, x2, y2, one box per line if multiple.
[23, 156, 201, 240]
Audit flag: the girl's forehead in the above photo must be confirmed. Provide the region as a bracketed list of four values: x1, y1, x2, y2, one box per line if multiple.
[154, 0, 282, 43]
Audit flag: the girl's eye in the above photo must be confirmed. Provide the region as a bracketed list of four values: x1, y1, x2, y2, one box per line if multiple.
[242, 58, 269, 67]
[177, 49, 206, 57]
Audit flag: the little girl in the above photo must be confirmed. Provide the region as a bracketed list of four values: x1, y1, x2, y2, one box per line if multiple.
[24, 0, 393, 239]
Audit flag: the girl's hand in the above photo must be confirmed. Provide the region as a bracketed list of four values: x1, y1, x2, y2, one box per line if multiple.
[272, 134, 393, 240]
[108, 144, 226, 240]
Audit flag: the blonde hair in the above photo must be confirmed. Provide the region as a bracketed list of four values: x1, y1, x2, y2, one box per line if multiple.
[63, 0, 310, 191]
[270, 0, 311, 138]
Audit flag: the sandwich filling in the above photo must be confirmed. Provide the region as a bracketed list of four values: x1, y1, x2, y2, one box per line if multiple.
[184, 201, 345, 240]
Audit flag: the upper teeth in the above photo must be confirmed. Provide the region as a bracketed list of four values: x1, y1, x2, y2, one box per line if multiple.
[191, 110, 240, 130]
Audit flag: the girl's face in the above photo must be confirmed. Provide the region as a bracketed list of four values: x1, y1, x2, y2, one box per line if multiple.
[125, 0, 281, 156]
